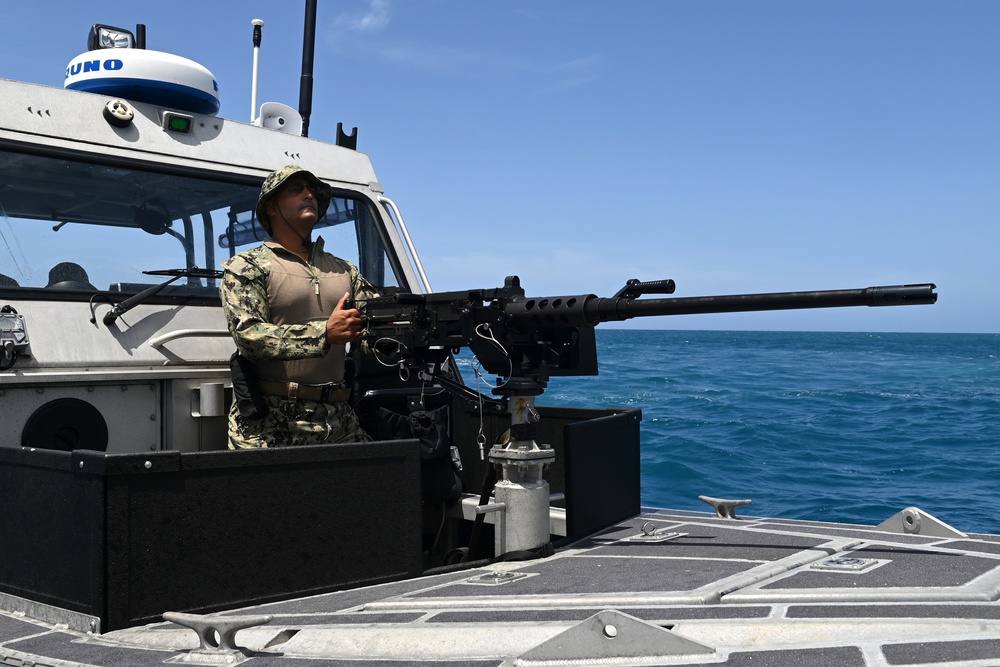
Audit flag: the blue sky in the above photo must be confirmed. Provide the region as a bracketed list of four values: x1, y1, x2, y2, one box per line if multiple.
[3, 1, 998, 332]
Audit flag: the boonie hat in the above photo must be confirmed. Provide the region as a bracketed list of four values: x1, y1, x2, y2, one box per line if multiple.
[255, 165, 332, 234]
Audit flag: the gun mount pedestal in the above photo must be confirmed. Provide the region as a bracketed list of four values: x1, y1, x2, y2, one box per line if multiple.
[488, 392, 556, 557]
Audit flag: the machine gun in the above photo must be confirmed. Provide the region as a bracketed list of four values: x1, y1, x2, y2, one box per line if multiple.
[357, 275, 937, 401]
[356, 275, 935, 558]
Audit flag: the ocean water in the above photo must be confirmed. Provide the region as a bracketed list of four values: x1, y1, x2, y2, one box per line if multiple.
[495, 330, 1000, 535]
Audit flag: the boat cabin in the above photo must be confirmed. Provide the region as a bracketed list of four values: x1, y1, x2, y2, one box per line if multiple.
[0, 23, 640, 632]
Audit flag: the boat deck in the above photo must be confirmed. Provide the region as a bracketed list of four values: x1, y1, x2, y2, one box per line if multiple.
[4, 507, 1000, 666]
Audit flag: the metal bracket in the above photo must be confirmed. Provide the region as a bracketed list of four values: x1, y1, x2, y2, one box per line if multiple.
[190, 383, 226, 418]
[466, 571, 529, 586]
[516, 609, 714, 663]
[876, 506, 967, 538]
[626, 522, 686, 543]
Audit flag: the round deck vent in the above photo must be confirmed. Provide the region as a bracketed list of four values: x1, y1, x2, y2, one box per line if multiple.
[21, 398, 109, 451]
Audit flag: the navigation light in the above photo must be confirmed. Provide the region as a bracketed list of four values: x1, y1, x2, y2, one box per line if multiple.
[161, 111, 193, 134]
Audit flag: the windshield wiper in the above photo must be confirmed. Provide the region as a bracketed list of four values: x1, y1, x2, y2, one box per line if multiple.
[102, 267, 223, 327]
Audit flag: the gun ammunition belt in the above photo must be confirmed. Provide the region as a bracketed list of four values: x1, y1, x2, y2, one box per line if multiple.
[257, 379, 350, 404]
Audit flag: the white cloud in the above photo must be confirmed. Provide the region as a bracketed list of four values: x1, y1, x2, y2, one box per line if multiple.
[540, 53, 606, 93]
[334, 0, 390, 33]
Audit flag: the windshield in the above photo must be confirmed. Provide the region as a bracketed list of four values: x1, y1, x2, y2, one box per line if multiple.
[0, 150, 401, 298]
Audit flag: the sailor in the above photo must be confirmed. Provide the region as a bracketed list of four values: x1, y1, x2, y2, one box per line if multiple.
[220, 165, 376, 448]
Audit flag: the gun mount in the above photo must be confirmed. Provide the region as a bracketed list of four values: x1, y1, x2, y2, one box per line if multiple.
[357, 275, 936, 558]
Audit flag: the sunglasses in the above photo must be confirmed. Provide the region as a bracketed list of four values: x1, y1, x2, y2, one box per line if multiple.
[284, 181, 322, 196]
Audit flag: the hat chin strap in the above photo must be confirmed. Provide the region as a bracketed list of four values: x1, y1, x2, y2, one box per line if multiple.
[274, 206, 314, 251]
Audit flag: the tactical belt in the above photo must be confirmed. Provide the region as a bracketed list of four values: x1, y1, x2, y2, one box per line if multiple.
[257, 379, 350, 403]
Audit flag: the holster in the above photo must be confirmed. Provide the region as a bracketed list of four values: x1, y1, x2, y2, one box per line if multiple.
[229, 351, 269, 419]
[376, 403, 460, 505]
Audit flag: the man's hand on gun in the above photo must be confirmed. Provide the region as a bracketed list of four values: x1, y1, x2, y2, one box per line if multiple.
[326, 292, 363, 345]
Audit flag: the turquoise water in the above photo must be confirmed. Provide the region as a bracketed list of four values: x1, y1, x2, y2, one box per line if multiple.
[530, 330, 1000, 534]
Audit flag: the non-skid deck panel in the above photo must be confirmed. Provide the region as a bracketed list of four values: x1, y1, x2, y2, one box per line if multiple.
[761, 543, 998, 589]
[598, 512, 952, 548]
[786, 603, 1000, 619]
[946, 539, 1000, 555]
[577, 523, 831, 560]
[882, 638, 1000, 665]
[412, 556, 754, 597]
[951, 532, 1000, 543]
[666, 646, 866, 667]
[223, 570, 476, 616]
[0, 613, 48, 642]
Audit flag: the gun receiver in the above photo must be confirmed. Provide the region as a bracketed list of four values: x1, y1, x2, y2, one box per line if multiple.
[358, 276, 936, 391]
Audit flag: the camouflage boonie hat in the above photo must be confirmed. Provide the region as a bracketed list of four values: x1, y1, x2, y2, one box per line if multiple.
[256, 165, 332, 234]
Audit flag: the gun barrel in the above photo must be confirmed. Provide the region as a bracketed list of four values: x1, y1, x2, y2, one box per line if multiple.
[505, 283, 937, 327]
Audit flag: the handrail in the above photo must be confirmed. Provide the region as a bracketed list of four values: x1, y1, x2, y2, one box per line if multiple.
[377, 195, 432, 293]
[148, 329, 232, 348]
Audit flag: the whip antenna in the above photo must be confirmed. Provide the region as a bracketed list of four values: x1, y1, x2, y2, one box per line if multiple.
[299, 0, 317, 137]
[250, 19, 264, 123]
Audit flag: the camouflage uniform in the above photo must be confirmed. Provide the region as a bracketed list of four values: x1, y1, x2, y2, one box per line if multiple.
[221, 165, 376, 448]
[222, 239, 376, 448]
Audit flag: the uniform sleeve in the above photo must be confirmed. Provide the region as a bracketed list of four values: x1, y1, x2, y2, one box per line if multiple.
[346, 262, 382, 358]
[347, 261, 379, 303]
[220, 251, 328, 362]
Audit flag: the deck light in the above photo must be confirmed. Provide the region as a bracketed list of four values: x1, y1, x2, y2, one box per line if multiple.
[88, 24, 136, 50]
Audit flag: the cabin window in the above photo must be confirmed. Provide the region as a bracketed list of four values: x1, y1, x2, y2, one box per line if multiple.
[0, 151, 400, 299]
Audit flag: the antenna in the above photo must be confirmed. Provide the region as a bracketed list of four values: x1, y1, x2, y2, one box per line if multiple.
[250, 19, 264, 123]
[299, 0, 317, 137]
